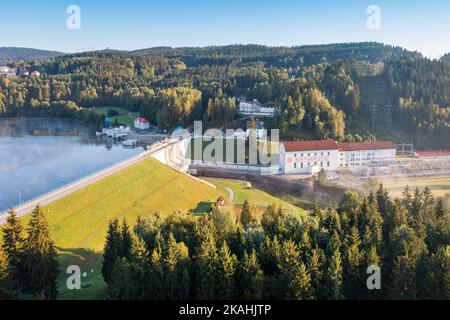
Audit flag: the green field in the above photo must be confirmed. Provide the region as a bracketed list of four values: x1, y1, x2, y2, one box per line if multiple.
[91, 106, 139, 126]
[207, 178, 308, 217]
[16, 158, 223, 299]
[381, 176, 450, 198]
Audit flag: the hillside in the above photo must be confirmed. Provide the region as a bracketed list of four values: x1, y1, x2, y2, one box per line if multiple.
[15, 157, 224, 299]
[0, 47, 63, 64]
[0, 42, 448, 149]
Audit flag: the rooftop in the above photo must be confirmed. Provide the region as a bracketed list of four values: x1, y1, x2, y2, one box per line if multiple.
[282, 140, 338, 152]
[416, 151, 450, 157]
[338, 141, 395, 151]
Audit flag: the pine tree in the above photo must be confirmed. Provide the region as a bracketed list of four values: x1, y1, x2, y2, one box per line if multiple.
[308, 247, 324, 299]
[102, 219, 122, 284]
[240, 200, 256, 226]
[343, 226, 364, 298]
[216, 241, 238, 300]
[325, 247, 343, 300]
[427, 245, 450, 299]
[280, 240, 313, 300]
[1, 209, 24, 295]
[107, 257, 135, 300]
[21, 205, 59, 299]
[120, 219, 133, 259]
[291, 262, 313, 300]
[238, 249, 264, 300]
[196, 225, 218, 299]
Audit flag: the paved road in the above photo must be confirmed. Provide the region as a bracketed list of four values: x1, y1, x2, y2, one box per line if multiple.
[211, 181, 235, 205]
[0, 141, 176, 225]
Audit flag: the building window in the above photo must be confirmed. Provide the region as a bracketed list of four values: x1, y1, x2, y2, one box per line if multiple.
[294, 163, 297, 169]
[327, 161, 330, 167]
[301, 162, 304, 168]
[320, 161, 323, 167]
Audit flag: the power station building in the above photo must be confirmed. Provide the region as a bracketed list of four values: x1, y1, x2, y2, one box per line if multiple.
[280, 140, 396, 175]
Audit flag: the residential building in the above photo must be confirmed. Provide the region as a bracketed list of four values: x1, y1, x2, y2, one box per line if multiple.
[238, 99, 277, 117]
[134, 117, 150, 130]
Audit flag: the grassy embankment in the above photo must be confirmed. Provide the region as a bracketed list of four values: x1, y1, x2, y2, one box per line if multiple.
[207, 178, 309, 219]
[14, 158, 224, 299]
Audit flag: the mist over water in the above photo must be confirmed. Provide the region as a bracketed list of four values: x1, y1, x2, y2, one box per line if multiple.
[0, 118, 144, 212]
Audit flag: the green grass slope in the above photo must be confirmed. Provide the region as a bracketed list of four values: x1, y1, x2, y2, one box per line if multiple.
[17, 157, 223, 299]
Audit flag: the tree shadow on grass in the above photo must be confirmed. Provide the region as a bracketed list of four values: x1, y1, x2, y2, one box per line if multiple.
[191, 201, 212, 215]
[56, 246, 106, 300]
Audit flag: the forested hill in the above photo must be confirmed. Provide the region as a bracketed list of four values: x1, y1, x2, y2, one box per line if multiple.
[0, 47, 63, 64]
[0, 42, 448, 149]
[131, 42, 422, 67]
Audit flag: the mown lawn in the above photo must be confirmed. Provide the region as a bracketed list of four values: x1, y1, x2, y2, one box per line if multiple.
[15, 158, 223, 299]
[207, 178, 308, 217]
[90, 106, 139, 127]
[381, 176, 450, 198]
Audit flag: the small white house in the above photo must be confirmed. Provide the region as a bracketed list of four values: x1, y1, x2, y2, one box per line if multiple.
[134, 117, 150, 130]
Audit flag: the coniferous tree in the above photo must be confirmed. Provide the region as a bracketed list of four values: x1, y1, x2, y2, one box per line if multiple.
[308, 247, 324, 299]
[238, 249, 264, 300]
[21, 205, 59, 299]
[240, 200, 257, 227]
[1, 209, 24, 296]
[121, 219, 133, 259]
[325, 247, 343, 300]
[102, 219, 122, 284]
[216, 242, 238, 300]
[196, 225, 218, 299]
[343, 226, 364, 298]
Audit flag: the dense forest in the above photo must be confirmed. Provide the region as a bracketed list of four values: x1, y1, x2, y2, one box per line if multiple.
[0, 43, 448, 149]
[99, 185, 449, 300]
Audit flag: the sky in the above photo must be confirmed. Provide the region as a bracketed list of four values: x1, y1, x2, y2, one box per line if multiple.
[0, 0, 449, 58]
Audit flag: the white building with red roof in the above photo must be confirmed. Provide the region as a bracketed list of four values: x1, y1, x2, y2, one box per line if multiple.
[415, 151, 450, 161]
[134, 117, 150, 130]
[280, 140, 340, 174]
[280, 139, 396, 175]
[337, 141, 396, 168]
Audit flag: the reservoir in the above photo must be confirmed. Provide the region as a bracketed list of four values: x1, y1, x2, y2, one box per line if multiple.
[0, 118, 144, 212]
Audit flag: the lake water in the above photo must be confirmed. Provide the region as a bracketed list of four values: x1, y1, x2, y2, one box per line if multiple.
[0, 118, 144, 212]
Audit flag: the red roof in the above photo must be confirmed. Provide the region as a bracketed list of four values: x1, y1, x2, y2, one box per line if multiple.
[135, 117, 149, 123]
[282, 140, 338, 152]
[338, 141, 395, 151]
[416, 151, 450, 157]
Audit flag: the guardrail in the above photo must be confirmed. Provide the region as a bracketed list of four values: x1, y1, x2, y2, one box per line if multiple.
[0, 142, 175, 218]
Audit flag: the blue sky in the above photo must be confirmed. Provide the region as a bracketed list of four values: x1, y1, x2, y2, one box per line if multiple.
[0, 0, 449, 58]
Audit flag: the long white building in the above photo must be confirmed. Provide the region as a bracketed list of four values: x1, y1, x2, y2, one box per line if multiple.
[238, 99, 277, 117]
[280, 140, 396, 175]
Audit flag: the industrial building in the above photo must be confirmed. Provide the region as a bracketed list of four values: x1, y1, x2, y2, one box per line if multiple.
[280, 140, 396, 175]
[415, 151, 450, 162]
